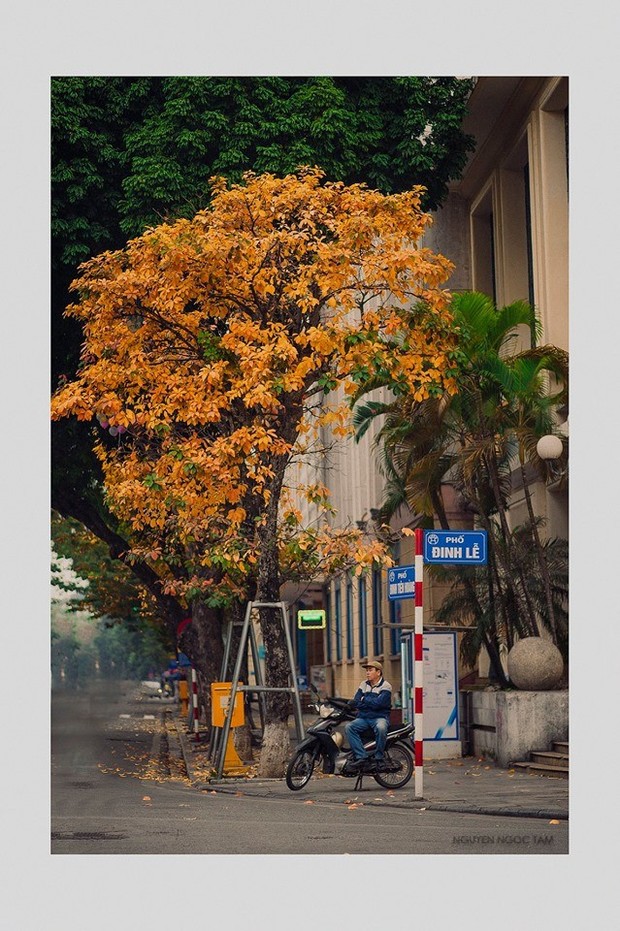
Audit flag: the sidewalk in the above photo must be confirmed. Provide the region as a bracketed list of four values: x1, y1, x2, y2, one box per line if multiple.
[172, 716, 568, 821]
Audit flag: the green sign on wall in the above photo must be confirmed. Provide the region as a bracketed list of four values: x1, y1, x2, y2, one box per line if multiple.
[297, 609, 326, 630]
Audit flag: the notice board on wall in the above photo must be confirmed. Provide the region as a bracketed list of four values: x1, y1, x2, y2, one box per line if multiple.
[417, 631, 459, 741]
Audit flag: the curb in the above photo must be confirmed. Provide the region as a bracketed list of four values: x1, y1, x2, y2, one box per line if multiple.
[173, 717, 215, 787]
[201, 783, 568, 821]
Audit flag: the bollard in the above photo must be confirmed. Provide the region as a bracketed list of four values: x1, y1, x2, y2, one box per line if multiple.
[190, 667, 201, 741]
[178, 678, 189, 718]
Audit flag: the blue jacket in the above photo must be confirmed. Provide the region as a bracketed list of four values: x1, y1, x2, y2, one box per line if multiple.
[352, 677, 392, 721]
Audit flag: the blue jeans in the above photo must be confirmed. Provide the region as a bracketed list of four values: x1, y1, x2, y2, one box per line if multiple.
[345, 716, 389, 760]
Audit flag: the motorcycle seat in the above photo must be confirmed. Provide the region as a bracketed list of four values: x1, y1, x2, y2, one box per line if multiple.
[357, 721, 413, 739]
[387, 721, 414, 737]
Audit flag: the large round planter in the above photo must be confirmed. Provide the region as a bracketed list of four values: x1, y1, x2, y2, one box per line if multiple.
[507, 637, 564, 690]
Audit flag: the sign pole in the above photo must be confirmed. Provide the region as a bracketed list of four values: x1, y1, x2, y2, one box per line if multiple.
[414, 528, 424, 798]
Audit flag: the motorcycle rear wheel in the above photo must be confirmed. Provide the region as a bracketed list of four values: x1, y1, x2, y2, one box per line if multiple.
[373, 744, 414, 789]
[285, 748, 317, 790]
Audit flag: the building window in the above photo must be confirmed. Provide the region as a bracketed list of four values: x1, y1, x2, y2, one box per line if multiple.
[389, 598, 402, 655]
[324, 585, 331, 664]
[372, 568, 383, 656]
[346, 575, 353, 660]
[564, 106, 569, 190]
[489, 212, 497, 305]
[524, 162, 535, 316]
[358, 576, 367, 659]
[471, 187, 496, 301]
[389, 541, 401, 655]
[334, 583, 342, 662]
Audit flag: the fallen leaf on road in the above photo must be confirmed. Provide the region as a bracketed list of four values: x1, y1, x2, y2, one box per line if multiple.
[209, 790, 217, 795]
[142, 795, 151, 801]
[347, 803, 363, 809]
[374, 798, 383, 801]
[303, 800, 315, 805]
[234, 791, 244, 797]
[419, 807, 426, 811]
[549, 819, 560, 825]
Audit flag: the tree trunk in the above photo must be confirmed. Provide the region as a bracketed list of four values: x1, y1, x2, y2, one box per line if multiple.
[254, 466, 293, 778]
[519, 459, 559, 644]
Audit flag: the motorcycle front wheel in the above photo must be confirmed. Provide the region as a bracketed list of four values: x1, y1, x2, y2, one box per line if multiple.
[285, 748, 317, 790]
[373, 744, 414, 789]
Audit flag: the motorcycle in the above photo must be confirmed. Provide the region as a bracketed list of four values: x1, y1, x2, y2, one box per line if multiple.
[285, 683, 415, 791]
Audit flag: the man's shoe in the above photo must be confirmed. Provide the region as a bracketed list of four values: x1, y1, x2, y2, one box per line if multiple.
[374, 757, 399, 773]
[347, 757, 367, 771]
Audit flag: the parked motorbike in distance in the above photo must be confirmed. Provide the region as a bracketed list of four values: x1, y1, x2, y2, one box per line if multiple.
[285, 683, 414, 791]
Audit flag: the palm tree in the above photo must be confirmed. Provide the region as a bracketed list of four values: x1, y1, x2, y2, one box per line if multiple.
[353, 291, 568, 677]
[432, 521, 568, 667]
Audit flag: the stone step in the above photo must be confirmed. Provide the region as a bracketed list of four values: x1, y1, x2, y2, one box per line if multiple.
[511, 761, 568, 779]
[552, 740, 569, 755]
[531, 750, 569, 767]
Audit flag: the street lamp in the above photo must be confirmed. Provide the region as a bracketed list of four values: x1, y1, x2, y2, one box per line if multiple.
[536, 434, 563, 461]
[536, 428, 567, 484]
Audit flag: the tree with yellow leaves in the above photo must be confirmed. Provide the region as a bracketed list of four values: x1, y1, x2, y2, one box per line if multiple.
[52, 168, 461, 774]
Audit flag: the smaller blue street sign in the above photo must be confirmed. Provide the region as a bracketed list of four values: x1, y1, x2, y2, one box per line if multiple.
[387, 564, 415, 600]
[424, 530, 487, 565]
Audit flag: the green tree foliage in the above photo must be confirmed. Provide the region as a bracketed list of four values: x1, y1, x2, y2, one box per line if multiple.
[52, 75, 474, 382]
[93, 623, 170, 680]
[51, 510, 163, 627]
[51, 513, 173, 686]
[51, 623, 170, 687]
[51, 75, 475, 650]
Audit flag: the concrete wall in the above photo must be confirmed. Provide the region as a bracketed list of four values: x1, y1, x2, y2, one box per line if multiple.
[470, 689, 568, 766]
[424, 740, 462, 761]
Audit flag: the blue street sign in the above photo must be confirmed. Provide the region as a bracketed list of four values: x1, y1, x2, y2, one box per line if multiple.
[424, 530, 487, 565]
[387, 564, 416, 600]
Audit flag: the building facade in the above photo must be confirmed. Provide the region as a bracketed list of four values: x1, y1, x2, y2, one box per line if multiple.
[285, 76, 569, 704]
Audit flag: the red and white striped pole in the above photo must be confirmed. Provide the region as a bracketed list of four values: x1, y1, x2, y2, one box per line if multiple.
[414, 528, 424, 798]
[191, 667, 200, 741]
